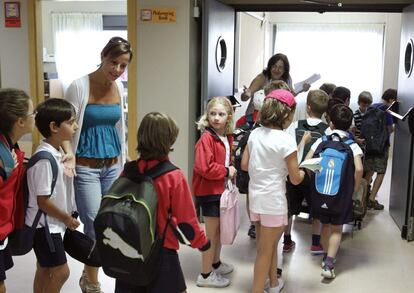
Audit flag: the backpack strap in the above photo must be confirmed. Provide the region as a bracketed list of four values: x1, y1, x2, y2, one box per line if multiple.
[144, 160, 178, 179]
[0, 139, 15, 180]
[27, 151, 59, 253]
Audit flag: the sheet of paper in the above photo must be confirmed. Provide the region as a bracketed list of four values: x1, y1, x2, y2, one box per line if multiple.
[294, 73, 321, 93]
[299, 157, 322, 173]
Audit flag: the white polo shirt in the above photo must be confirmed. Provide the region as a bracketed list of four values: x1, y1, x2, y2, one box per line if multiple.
[25, 141, 73, 234]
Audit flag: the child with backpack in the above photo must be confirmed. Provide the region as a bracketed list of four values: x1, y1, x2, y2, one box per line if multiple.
[113, 112, 210, 293]
[25, 98, 80, 293]
[193, 97, 236, 288]
[0, 88, 35, 293]
[362, 88, 397, 210]
[285, 89, 329, 255]
[353, 91, 373, 145]
[241, 89, 305, 293]
[305, 104, 363, 279]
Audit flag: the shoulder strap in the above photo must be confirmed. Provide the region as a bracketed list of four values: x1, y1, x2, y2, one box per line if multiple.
[0, 140, 15, 179]
[27, 151, 58, 196]
[123, 160, 178, 180]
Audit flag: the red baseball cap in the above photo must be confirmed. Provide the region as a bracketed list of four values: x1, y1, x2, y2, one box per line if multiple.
[265, 89, 296, 107]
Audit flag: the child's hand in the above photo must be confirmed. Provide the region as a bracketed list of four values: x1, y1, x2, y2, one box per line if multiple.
[228, 166, 237, 179]
[302, 83, 311, 92]
[64, 214, 80, 231]
[303, 131, 312, 144]
[241, 86, 252, 101]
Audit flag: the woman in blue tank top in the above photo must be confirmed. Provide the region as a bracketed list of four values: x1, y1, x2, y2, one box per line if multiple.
[63, 37, 133, 293]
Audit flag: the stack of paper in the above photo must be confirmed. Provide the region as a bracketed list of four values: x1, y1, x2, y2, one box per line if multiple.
[299, 157, 322, 172]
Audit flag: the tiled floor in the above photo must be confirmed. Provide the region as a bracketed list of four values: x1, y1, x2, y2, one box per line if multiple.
[6, 154, 414, 293]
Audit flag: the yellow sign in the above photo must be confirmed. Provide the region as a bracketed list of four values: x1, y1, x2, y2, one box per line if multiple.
[140, 8, 176, 23]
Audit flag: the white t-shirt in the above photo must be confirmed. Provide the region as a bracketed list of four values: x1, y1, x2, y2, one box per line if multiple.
[218, 135, 230, 167]
[247, 127, 297, 215]
[310, 129, 363, 157]
[25, 141, 73, 234]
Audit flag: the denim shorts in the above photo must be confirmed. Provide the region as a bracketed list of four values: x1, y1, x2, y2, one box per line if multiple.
[74, 163, 120, 240]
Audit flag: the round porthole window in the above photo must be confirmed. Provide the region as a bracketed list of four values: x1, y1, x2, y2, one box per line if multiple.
[404, 39, 414, 77]
[215, 36, 227, 72]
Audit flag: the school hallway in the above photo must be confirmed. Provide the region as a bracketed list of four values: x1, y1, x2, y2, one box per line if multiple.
[6, 157, 414, 293]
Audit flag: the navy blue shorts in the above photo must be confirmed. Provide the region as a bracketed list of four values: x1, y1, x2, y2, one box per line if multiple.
[33, 228, 67, 268]
[115, 248, 186, 293]
[0, 245, 13, 281]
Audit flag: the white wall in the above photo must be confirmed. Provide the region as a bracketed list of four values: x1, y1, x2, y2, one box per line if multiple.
[0, 0, 30, 92]
[136, 0, 196, 177]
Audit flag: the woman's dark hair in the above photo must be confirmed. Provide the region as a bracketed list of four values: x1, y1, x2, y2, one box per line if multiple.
[101, 36, 133, 62]
[262, 53, 291, 84]
[0, 88, 30, 134]
[35, 98, 75, 138]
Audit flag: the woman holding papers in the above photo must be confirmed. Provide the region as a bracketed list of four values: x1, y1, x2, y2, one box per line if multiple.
[241, 53, 310, 118]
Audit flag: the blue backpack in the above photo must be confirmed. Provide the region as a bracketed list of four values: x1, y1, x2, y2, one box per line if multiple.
[311, 134, 355, 216]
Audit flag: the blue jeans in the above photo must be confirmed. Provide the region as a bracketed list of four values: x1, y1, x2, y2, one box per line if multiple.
[74, 164, 120, 240]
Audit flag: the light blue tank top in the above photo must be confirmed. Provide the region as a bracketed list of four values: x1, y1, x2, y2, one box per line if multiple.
[76, 104, 122, 158]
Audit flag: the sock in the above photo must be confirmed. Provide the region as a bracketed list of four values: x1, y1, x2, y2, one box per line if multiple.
[325, 256, 335, 269]
[284, 234, 292, 244]
[212, 261, 221, 269]
[201, 272, 211, 279]
[312, 234, 321, 246]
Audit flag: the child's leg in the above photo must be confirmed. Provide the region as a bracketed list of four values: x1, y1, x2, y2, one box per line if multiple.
[252, 225, 284, 293]
[34, 262, 50, 293]
[201, 216, 220, 274]
[0, 281, 5, 293]
[327, 225, 343, 259]
[35, 264, 69, 293]
[311, 218, 323, 254]
[369, 173, 385, 202]
[320, 224, 330, 254]
[282, 217, 294, 252]
[246, 194, 256, 238]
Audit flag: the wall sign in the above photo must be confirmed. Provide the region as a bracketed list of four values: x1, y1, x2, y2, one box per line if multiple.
[140, 8, 176, 23]
[4, 2, 21, 28]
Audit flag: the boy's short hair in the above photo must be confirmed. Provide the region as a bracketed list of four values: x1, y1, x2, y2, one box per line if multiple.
[0, 88, 30, 134]
[137, 112, 179, 160]
[35, 98, 75, 138]
[319, 83, 336, 96]
[382, 88, 397, 102]
[307, 89, 329, 118]
[329, 104, 353, 131]
[331, 86, 351, 104]
[358, 91, 373, 104]
[263, 80, 290, 95]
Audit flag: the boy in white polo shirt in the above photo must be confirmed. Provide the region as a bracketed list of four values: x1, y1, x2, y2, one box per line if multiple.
[26, 98, 79, 293]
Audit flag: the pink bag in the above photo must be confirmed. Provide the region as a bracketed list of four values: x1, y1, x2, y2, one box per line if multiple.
[220, 180, 240, 245]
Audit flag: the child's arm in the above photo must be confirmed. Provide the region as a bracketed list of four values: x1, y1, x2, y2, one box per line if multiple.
[37, 196, 80, 230]
[353, 155, 363, 193]
[170, 173, 210, 251]
[285, 152, 305, 185]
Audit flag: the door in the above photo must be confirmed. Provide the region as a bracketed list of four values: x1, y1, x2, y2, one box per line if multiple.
[389, 4, 414, 240]
[201, 0, 235, 112]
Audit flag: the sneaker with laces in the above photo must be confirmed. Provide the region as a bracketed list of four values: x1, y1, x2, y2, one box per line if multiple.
[268, 278, 284, 293]
[214, 262, 234, 275]
[321, 265, 336, 279]
[368, 200, 384, 210]
[282, 240, 296, 253]
[310, 244, 324, 255]
[196, 271, 230, 288]
[79, 271, 104, 293]
[248, 225, 256, 239]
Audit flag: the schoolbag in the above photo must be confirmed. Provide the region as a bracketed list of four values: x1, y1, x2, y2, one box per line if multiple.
[360, 106, 388, 155]
[311, 134, 355, 216]
[0, 138, 15, 180]
[8, 151, 58, 256]
[233, 123, 259, 194]
[295, 120, 328, 163]
[94, 160, 178, 286]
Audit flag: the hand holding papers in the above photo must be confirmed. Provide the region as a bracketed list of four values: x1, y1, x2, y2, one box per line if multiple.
[299, 157, 322, 173]
[294, 73, 321, 94]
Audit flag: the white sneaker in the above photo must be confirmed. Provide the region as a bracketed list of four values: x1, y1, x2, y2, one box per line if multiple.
[268, 278, 284, 293]
[213, 262, 234, 275]
[196, 271, 230, 288]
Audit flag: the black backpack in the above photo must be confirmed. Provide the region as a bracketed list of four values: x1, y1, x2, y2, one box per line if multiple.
[311, 134, 355, 216]
[233, 123, 259, 194]
[94, 160, 177, 286]
[360, 106, 388, 155]
[8, 151, 58, 256]
[295, 120, 328, 163]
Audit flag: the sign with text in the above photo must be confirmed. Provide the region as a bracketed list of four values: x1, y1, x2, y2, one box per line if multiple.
[4, 2, 21, 28]
[140, 8, 176, 23]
